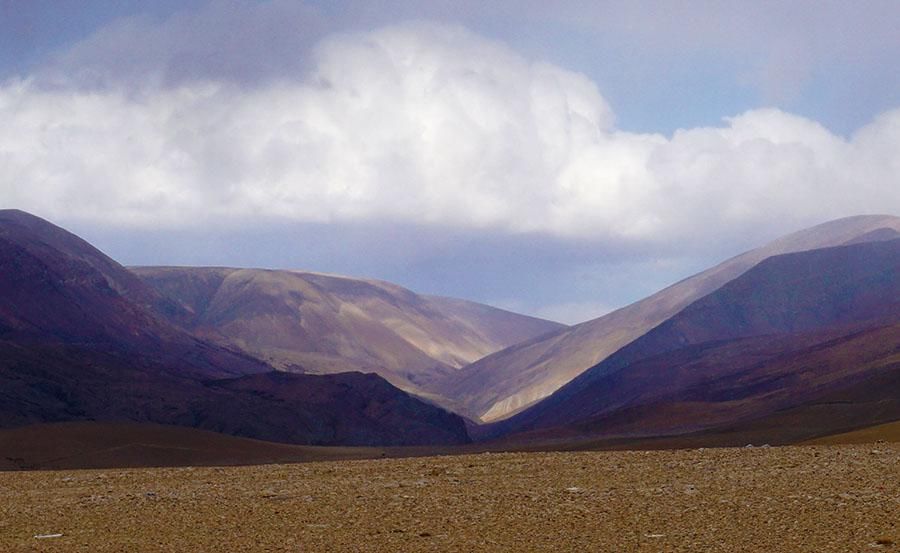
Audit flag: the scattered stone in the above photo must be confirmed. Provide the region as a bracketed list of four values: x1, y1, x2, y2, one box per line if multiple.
[2, 445, 898, 551]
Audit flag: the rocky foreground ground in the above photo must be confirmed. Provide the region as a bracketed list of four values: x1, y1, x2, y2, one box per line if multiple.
[1, 444, 898, 552]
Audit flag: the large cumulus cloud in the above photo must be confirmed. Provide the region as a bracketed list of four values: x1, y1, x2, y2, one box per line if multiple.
[2, 22, 899, 247]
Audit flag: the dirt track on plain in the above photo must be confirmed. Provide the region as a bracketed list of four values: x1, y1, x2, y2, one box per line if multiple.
[1, 444, 898, 552]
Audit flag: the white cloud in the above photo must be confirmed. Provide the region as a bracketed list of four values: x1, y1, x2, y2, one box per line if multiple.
[1, 22, 899, 247]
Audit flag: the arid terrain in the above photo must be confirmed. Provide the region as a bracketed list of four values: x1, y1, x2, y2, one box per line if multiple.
[1, 444, 898, 552]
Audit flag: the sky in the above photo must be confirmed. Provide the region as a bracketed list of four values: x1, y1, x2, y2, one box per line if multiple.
[1, 0, 899, 324]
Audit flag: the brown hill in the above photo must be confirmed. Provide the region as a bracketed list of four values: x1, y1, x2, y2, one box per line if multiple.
[804, 420, 900, 445]
[132, 266, 562, 399]
[0, 422, 386, 471]
[443, 214, 900, 422]
[491, 239, 900, 444]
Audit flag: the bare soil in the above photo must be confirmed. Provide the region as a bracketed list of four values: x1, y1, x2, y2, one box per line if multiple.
[806, 420, 900, 446]
[1, 444, 897, 552]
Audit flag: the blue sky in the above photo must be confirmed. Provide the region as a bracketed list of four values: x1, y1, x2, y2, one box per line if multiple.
[2, 1, 899, 323]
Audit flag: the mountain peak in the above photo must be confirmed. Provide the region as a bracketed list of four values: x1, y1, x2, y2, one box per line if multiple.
[763, 214, 900, 254]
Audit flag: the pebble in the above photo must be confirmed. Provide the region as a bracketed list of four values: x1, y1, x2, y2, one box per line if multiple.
[0, 444, 896, 552]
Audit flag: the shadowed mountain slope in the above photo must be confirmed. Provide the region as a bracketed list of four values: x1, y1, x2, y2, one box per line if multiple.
[0, 209, 265, 378]
[444, 214, 900, 422]
[0, 210, 469, 446]
[0, 339, 469, 446]
[132, 266, 563, 397]
[491, 238, 900, 442]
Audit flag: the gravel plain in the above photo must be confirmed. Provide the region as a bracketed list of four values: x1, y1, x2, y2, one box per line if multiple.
[1, 444, 898, 552]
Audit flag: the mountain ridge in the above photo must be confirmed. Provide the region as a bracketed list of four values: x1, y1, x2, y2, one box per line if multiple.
[132, 265, 563, 402]
[489, 238, 900, 442]
[444, 214, 900, 422]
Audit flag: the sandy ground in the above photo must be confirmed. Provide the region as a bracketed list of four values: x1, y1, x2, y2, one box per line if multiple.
[1, 444, 898, 552]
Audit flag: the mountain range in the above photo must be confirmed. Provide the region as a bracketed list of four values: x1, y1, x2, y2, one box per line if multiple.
[1, 208, 899, 463]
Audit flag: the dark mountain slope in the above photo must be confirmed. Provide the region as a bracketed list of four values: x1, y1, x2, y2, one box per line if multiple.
[0, 339, 468, 446]
[444, 214, 900, 422]
[494, 238, 900, 440]
[205, 371, 468, 446]
[525, 319, 900, 446]
[0, 209, 264, 378]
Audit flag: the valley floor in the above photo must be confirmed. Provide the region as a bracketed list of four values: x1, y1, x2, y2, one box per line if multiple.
[1, 445, 898, 552]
